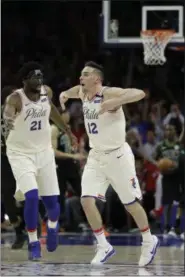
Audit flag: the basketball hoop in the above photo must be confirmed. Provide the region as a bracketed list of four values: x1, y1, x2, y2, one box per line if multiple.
[141, 30, 175, 65]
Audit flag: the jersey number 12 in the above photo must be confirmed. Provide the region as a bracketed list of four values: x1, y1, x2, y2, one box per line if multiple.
[30, 120, 42, 131]
[87, 122, 98, 134]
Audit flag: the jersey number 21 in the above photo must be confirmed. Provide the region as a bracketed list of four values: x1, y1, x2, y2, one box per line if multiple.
[30, 120, 42, 131]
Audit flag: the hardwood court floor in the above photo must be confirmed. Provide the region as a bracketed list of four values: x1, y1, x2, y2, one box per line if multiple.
[1, 233, 184, 276]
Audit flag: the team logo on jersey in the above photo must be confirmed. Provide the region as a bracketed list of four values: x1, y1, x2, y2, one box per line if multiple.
[24, 107, 47, 121]
[83, 107, 99, 120]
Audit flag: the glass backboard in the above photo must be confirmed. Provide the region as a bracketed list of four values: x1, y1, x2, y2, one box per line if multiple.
[100, 1, 184, 46]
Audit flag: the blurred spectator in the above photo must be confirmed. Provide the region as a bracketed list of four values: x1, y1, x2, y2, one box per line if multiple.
[64, 185, 88, 232]
[51, 109, 85, 229]
[141, 160, 160, 217]
[65, 190, 104, 232]
[163, 104, 184, 136]
[129, 113, 150, 143]
[149, 101, 166, 141]
[126, 129, 145, 159]
[79, 133, 90, 172]
[153, 124, 183, 235]
[143, 130, 158, 162]
[69, 102, 85, 144]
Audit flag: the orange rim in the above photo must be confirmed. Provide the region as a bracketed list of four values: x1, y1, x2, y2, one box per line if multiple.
[141, 29, 175, 41]
[169, 46, 185, 51]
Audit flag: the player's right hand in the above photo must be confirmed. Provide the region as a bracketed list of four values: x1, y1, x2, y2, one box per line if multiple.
[59, 92, 68, 111]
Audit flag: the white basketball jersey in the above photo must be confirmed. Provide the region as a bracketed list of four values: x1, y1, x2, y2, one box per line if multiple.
[6, 86, 52, 153]
[83, 87, 126, 151]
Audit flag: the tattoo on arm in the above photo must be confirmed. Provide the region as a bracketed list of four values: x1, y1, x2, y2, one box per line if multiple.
[2, 93, 20, 139]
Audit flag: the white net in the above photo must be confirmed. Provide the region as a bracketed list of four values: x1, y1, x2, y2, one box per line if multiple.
[141, 30, 175, 65]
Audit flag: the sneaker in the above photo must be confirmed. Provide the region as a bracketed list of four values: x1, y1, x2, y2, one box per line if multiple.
[139, 235, 159, 267]
[12, 234, 25, 249]
[180, 233, 184, 240]
[46, 224, 59, 252]
[91, 244, 115, 265]
[168, 228, 177, 238]
[28, 241, 41, 261]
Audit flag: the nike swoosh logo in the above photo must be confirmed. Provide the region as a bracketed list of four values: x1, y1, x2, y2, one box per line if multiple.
[117, 154, 124, 159]
[105, 249, 110, 254]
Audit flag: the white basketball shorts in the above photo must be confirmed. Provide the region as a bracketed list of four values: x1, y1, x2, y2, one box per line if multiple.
[81, 142, 142, 205]
[7, 148, 59, 199]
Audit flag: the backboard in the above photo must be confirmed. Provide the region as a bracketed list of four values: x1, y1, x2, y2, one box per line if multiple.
[100, 1, 184, 47]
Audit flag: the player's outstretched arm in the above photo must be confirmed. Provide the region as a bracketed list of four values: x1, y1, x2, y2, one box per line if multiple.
[59, 85, 82, 110]
[45, 85, 78, 148]
[99, 87, 145, 114]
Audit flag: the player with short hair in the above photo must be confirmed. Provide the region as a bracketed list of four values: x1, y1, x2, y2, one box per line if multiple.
[3, 62, 76, 260]
[60, 61, 159, 267]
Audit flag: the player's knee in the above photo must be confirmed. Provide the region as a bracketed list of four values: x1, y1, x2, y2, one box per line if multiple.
[18, 173, 38, 195]
[25, 189, 39, 200]
[124, 199, 140, 214]
[81, 196, 96, 211]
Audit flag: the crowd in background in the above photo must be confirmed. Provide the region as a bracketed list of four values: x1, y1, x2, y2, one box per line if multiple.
[1, 1, 184, 235]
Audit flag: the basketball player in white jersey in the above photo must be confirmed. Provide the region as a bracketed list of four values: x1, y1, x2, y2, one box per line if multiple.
[3, 62, 76, 261]
[59, 61, 159, 267]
